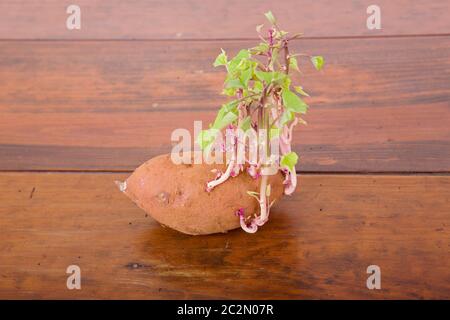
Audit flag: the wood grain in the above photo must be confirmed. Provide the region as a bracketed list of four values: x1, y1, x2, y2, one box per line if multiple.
[1, 36, 449, 172]
[0, 0, 449, 39]
[0, 172, 448, 299]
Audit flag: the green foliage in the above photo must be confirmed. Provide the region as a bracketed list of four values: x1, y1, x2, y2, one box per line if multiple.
[197, 129, 219, 150]
[199, 11, 324, 154]
[289, 56, 299, 71]
[255, 70, 286, 84]
[264, 11, 276, 24]
[228, 49, 251, 72]
[213, 49, 227, 67]
[294, 86, 309, 97]
[282, 87, 308, 114]
[311, 56, 324, 70]
[281, 152, 299, 171]
[280, 110, 294, 125]
[212, 110, 237, 130]
[251, 42, 269, 54]
[240, 116, 252, 132]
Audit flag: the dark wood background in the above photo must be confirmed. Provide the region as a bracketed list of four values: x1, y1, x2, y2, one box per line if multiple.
[0, 0, 449, 299]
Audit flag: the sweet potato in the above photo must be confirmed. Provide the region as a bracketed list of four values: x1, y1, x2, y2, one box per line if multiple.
[118, 154, 284, 235]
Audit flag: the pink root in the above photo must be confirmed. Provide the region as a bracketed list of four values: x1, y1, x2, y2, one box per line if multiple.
[206, 127, 241, 191]
[283, 168, 297, 195]
[206, 159, 235, 191]
[235, 208, 258, 234]
[246, 165, 261, 179]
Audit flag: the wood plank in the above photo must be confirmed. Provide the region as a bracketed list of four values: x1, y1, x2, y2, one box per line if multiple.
[0, 1, 449, 39]
[0, 172, 448, 299]
[0, 37, 449, 172]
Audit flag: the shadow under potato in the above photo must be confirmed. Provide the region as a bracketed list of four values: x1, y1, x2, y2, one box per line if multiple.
[133, 205, 314, 299]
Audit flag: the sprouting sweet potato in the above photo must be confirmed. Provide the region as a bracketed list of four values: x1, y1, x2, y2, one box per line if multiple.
[116, 11, 323, 235]
[117, 154, 284, 235]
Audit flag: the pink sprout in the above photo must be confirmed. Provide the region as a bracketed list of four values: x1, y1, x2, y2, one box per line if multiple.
[246, 165, 261, 179]
[283, 168, 297, 195]
[235, 208, 258, 234]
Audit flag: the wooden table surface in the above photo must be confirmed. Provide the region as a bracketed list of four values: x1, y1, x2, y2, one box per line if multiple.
[0, 1, 449, 299]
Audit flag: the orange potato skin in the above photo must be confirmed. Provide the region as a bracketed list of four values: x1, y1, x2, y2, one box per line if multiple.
[121, 154, 285, 235]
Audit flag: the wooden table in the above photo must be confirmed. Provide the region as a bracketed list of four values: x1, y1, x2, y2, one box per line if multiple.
[0, 1, 449, 299]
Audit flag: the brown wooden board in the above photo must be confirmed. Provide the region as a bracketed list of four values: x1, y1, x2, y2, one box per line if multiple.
[1, 37, 449, 172]
[0, 0, 449, 39]
[0, 172, 448, 299]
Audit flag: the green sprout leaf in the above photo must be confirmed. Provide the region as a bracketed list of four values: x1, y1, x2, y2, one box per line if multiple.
[251, 42, 269, 54]
[294, 86, 310, 97]
[281, 151, 299, 171]
[253, 80, 263, 93]
[289, 56, 299, 71]
[222, 87, 236, 96]
[239, 67, 253, 87]
[197, 129, 219, 150]
[222, 100, 239, 112]
[276, 30, 289, 38]
[280, 110, 294, 125]
[282, 88, 308, 114]
[225, 78, 244, 89]
[209, 100, 239, 135]
[212, 110, 238, 130]
[213, 49, 227, 67]
[240, 116, 252, 132]
[255, 71, 286, 84]
[311, 56, 324, 70]
[228, 49, 250, 72]
[256, 24, 264, 33]
[264, 11, 276, 24]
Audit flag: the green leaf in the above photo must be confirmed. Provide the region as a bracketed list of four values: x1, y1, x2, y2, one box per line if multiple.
[294, 86, 310, 97]
[239, 67, 253, 87]
[256, 24, 264, 33]
[282, 88, 308, 113]
[280, 110, 294, 125]
[264, 11, 276, 24]
[197, 129, 219, 150]
[311, 56, 324, 70]
[222, 87, 236, 96]
[255, 71, 286, 84]
[222, 100, 239, 112]
[225, 78, 244, 89]
[289, 56, 299, 71]
[213, 49, 227, 67]
[228, 49, 250, 72]
[281, 152, 298, 171]
[276, 30, 289, 38]
[212, 111, 237, 130]
[240, 116, 252, 132]
[253, 80, 263, 93]
[251, 42, 269, 54]
[282, 76, 291, 89]
[209, 101, 239, 133]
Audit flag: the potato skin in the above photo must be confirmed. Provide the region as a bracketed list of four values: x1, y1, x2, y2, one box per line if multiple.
[121, 154, 285, 235]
